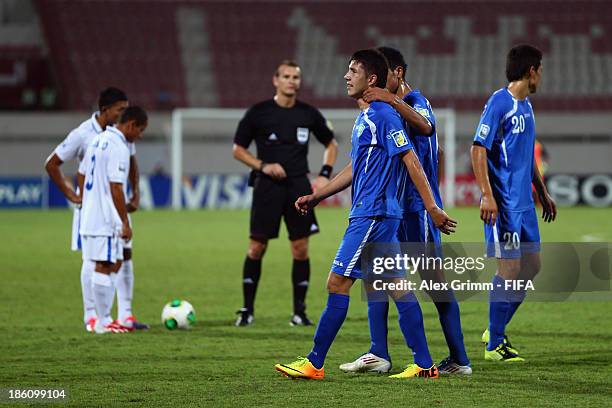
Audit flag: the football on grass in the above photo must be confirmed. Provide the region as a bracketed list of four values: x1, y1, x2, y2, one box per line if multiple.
[161, 299, 196, 330]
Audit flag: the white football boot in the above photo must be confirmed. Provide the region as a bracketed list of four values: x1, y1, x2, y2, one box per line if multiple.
[339, 353, 391, 373]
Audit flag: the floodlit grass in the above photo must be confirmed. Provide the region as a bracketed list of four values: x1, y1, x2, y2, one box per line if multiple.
[1, 207, 611, 407]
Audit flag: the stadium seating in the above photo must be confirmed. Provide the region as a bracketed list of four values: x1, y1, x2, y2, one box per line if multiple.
[36, 0, 188, 110]
[34, 0, 612, 110]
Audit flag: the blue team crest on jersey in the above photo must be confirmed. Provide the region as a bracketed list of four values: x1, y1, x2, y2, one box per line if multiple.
[389, 129, 408, 147]
[477, 124, 490, 139]
[101, 141, 109, 150]
[354, 123, 366, 138]
[414, 104, 430, 118]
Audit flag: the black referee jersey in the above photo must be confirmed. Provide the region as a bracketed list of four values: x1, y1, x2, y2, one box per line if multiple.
[234, 99, 334, 178]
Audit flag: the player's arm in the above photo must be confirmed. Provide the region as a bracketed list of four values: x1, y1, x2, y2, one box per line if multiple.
[232, 143, 286, 180]
[310, 109, 339, 190]
[295, 162, 352, 215]
[362, 87, 432, 135]
[127, 155, 140, 213]
[401, 150, 456, 234]
[76, 173, 85, 201]
[470, 144, 497, 225]
[312, 139, 339, 191]
[232, 110, 286, 180]
[44, 153, 81, 204]
[532, 162, 556, 222]
[471, 95, 505, 225]
[110, 182, 132, 241]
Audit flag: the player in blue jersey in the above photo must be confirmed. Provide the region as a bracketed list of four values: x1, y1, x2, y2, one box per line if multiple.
[339, 46, 471, 375]
[471, 44, 557, 362]
[275, 49, 456, 380]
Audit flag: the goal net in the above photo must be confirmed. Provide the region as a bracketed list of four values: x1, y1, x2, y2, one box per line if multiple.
[170, 108, 456, 210]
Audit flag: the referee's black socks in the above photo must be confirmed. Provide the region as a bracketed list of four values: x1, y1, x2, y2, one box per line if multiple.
[292, 259, 310, 315]
[242, 256, 262, 314]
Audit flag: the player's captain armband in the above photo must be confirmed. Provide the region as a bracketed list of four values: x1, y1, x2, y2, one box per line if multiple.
[477, 124, 490, 140]
[389, 129, 409, 148]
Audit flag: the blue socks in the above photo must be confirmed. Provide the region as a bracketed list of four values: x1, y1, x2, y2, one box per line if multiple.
[307, 293, 350, 369]
[395, 292, 433, 368]
[433, 292, 470, 366]
[367, 291, 469, 366]
[488, 275, 510, 351]
[506, 287, 527, 325]
[367, 301, 390, 361]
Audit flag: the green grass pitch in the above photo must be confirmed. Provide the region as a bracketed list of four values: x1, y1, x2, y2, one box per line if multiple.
[1, 207, 611, 407]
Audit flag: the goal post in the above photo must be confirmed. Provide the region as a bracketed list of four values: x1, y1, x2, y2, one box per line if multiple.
[170, 108, 456, 210]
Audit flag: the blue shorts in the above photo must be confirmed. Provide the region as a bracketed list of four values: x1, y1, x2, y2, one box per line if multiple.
[485, 208, 540, 259]
[331, 217, 400, 279]
[398, 210, 443, 260]
[398, 210, 441, 244]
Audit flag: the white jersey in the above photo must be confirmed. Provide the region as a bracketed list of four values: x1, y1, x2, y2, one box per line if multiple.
[52, 112, 135, 249]
[54, 112, 136, 164]
[79, 127, 131, 237]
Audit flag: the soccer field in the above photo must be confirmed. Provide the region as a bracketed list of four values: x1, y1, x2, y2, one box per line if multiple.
[1, 207, 611, 407]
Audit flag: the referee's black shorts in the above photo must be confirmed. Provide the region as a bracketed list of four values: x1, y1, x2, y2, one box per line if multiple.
[250, 174, 319, 242]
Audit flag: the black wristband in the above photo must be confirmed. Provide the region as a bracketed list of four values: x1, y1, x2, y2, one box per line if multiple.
[259, 161, 266, 172]
[319, 164, 333, 179]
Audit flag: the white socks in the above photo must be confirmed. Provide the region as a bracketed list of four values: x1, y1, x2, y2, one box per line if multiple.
[81, 260, 97, 323]
[93, 272, 115, 327]
[116, 260, 134, 322]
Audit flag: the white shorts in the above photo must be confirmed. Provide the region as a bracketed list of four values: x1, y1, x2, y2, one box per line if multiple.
[81, 235, 124, 263]
[73, 210, 133, 251]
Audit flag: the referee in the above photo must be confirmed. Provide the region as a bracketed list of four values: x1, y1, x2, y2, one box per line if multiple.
[232, 60, 338, 327]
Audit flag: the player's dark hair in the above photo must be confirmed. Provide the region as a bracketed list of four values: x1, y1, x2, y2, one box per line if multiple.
[118, 106, 147, 126]
[98, 87, 128, 111]
[506, 44, 542, 82]
[350, 49, 388, 88]
[274, 60, 300, 76]
[377, 46, 407, 79]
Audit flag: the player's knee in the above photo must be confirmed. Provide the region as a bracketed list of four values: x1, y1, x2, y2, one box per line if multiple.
[247, 240, 267, 260]
[521, 254, 541, 278]
[326, 273, 352, 295]
[290, 239, 308, 260]
[497, 259, 521, 279]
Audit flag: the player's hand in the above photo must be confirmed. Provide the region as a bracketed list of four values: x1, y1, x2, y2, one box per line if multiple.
[262, 163, 287, 180]
[67, 191, 82, 205]
[480, 193, 498, 225]
[539, 192, 557, 223]
[362, 87, 394, 104]
[64, 178, 81, 204]
[311, 176, 330, 192]
[428, 206, 457, 235]
[295, 194, 321, 215]
[121, 222, 132, 241]
[127, 191, 140, 213]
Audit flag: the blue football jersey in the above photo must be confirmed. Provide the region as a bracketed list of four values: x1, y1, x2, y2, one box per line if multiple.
[401, 90, 443, 213]
[349, 101, 414, 220]
[474, 88, 536, 211]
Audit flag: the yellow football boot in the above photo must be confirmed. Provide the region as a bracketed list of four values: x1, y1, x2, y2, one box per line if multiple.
[275, 357, 324, 380]
[389, 364, 439, 379]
